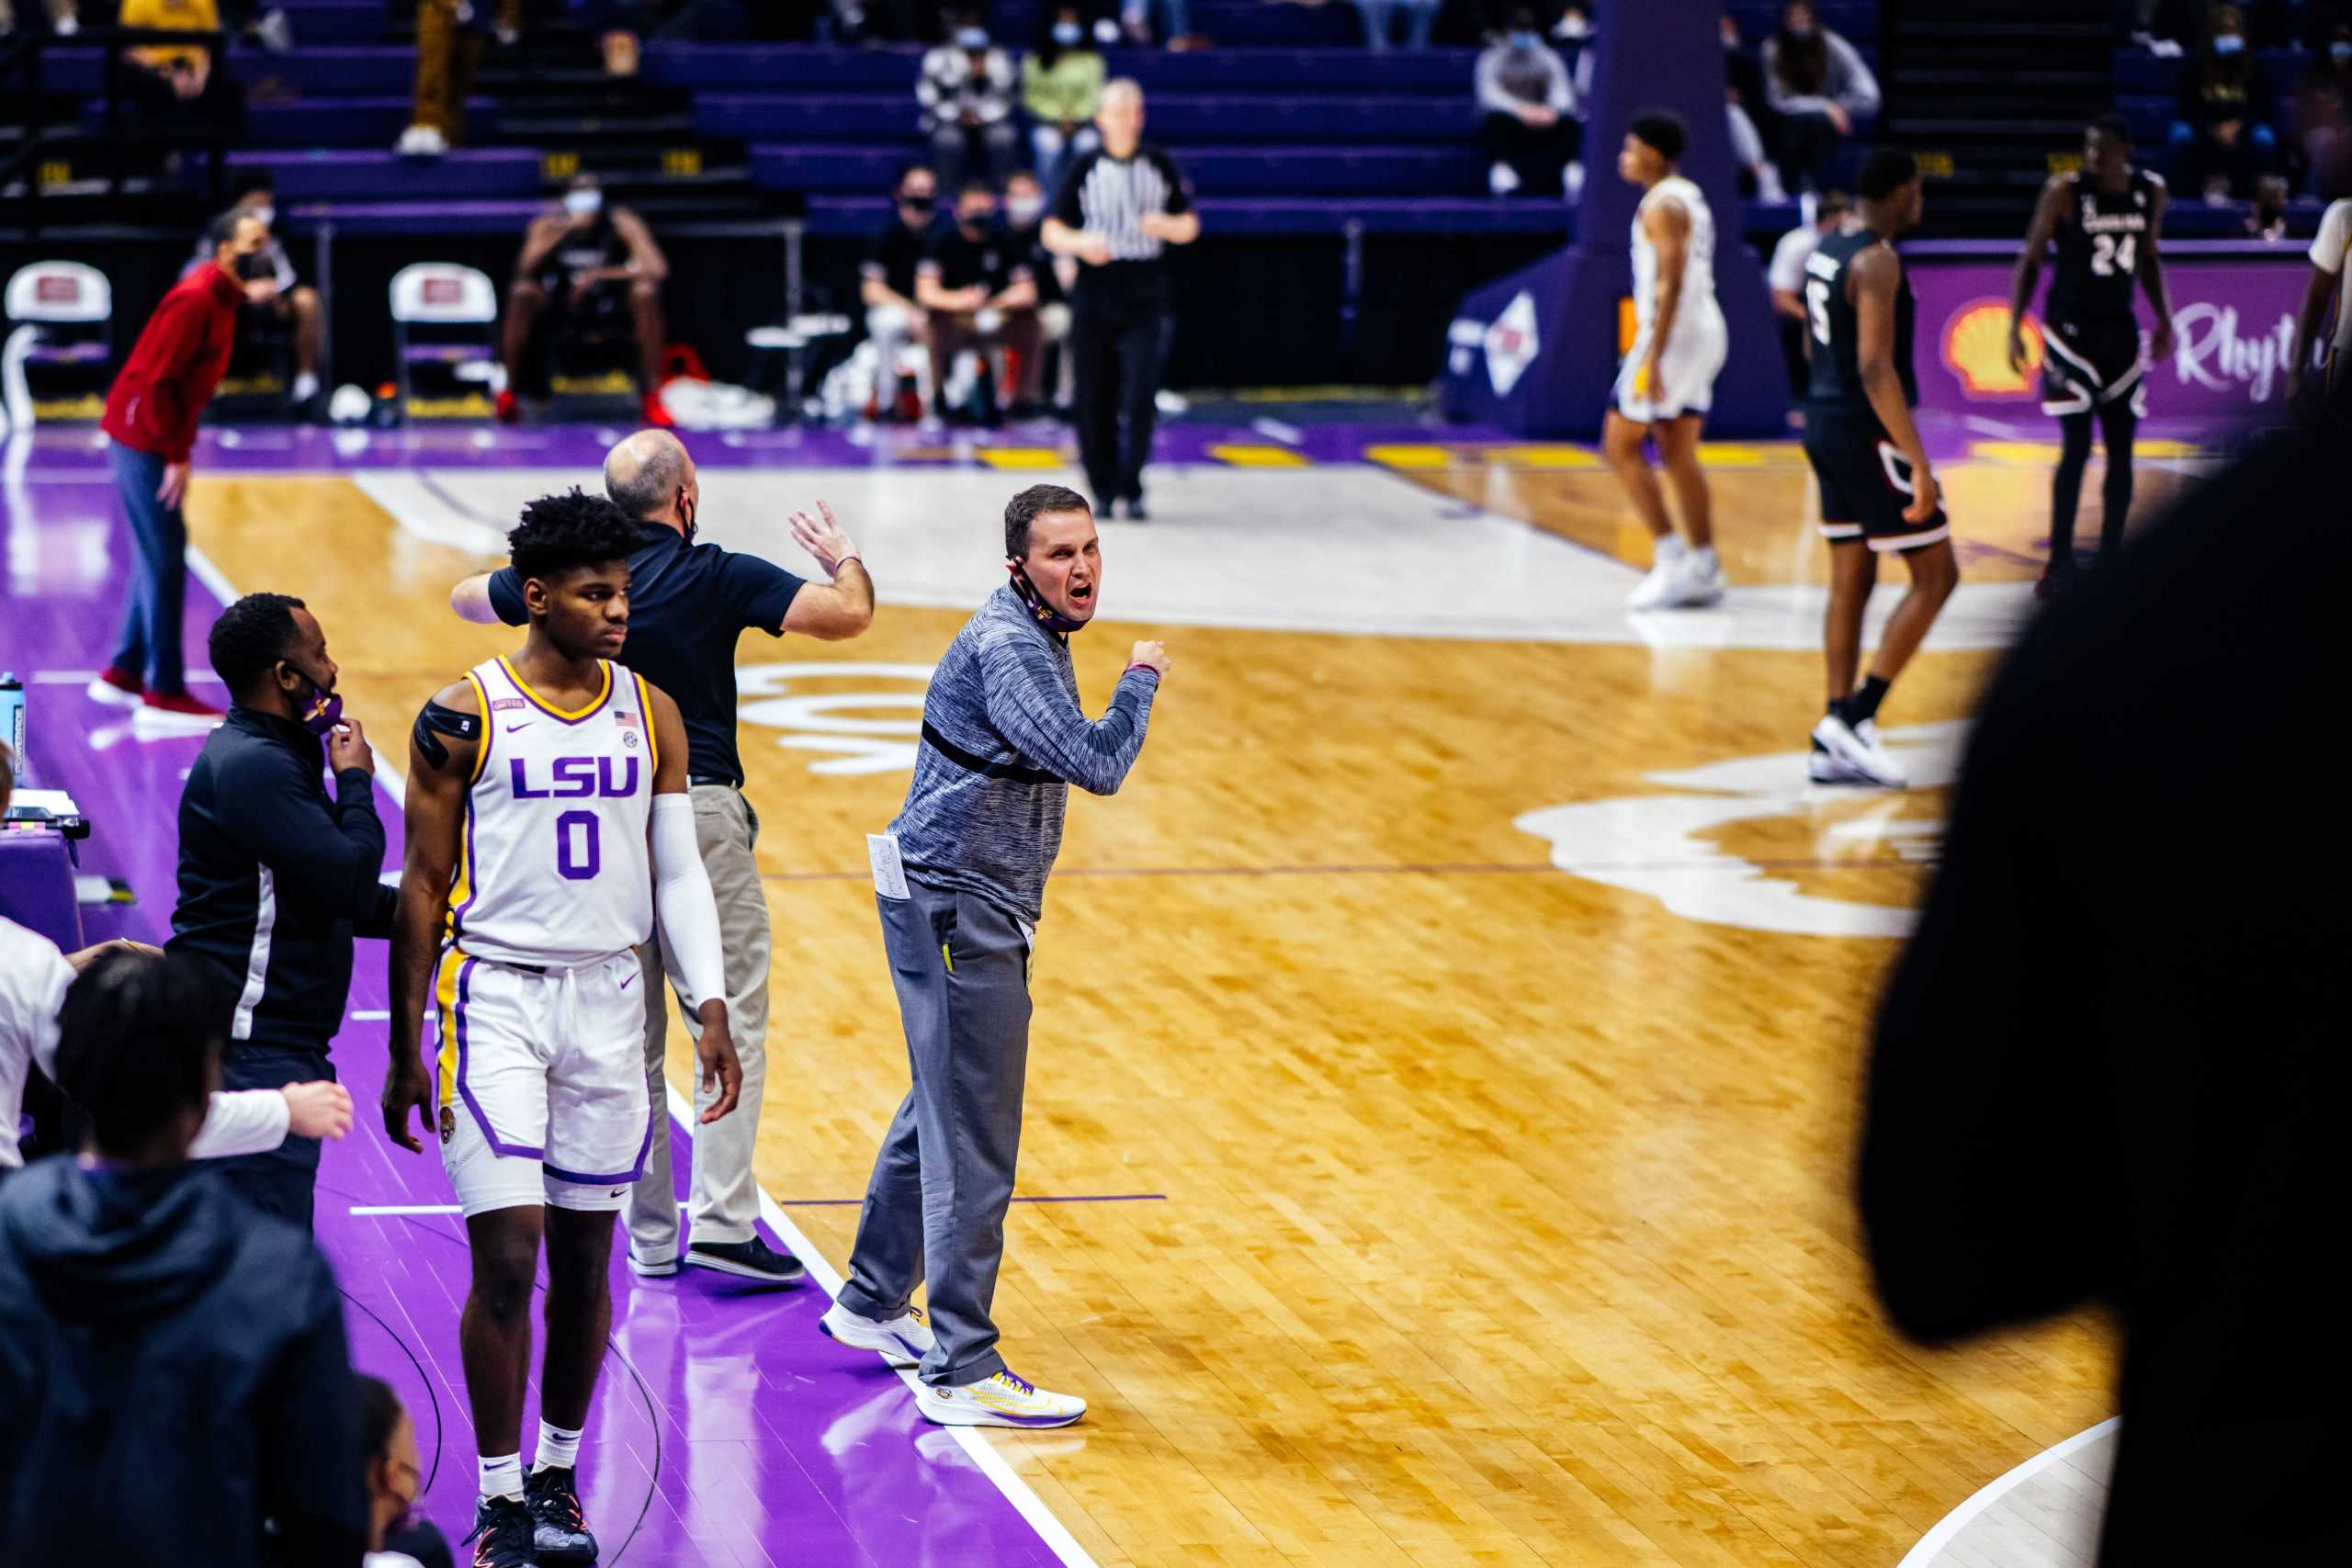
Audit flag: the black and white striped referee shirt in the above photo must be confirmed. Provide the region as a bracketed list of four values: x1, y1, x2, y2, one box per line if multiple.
[1049, 143, 1193, 307]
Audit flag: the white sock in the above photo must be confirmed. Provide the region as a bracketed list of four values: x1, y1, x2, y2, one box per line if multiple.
[1690, 544, 1718, 572]
[1653, 534, 1686, 567]
[291, 371, 319, 401]
[534, 1419, 584, 1473]
[480, 1452, 525, 1503]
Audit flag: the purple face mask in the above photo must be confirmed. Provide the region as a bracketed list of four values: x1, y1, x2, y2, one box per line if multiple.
[301, 687, 344, 736]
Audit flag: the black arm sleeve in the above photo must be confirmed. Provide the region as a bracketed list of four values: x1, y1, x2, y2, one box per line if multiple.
[210, 748, 391, 922]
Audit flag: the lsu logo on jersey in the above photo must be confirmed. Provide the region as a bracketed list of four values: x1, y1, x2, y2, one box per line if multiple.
[508, 756, 640, 797]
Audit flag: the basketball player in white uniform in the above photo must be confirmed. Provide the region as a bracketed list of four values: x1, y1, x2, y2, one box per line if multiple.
[383, 491, 740, 1568]
[1604, 108, 1731, 611]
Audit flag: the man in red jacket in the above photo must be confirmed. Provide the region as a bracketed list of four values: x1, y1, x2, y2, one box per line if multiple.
[89, 209, 268, 723]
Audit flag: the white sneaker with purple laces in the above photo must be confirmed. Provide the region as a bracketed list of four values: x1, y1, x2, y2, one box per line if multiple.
[914, 1369, 1087, 1429]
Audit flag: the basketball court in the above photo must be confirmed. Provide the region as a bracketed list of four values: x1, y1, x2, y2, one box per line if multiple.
[0, 403, 2216, 1565]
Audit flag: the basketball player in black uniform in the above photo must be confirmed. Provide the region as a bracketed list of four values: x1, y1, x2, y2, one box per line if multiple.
[1800, 150, 1959, 790]
[2008, 114, 2174, 597]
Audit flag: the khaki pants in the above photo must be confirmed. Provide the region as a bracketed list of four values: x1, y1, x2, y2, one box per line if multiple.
[628, 783, 771, 1258]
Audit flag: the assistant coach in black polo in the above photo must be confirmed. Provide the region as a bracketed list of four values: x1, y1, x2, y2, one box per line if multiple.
[453, 429, 876, 1285]
[1042, 77, 1200, 523]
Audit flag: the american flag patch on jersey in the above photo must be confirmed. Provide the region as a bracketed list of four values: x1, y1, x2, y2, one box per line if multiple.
[616, 710, 639, 728]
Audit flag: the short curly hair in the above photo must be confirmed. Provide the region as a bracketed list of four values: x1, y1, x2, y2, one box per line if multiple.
[508, 488, 640, 586]
[208, 591, 308, 699]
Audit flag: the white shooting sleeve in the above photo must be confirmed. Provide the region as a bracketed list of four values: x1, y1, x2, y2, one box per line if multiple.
[187, 1089, 293, 1159]
[650, 794, 728, 1016]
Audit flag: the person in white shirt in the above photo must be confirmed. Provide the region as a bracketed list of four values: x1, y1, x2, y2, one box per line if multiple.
[0, 741, 350, 1171]
[1768, 191, 1852, 408]
[2289, 195, 2352, 408]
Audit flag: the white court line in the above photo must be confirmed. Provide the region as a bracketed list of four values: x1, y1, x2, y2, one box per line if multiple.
[350, 1009, 390, 1021]
[1895, 1418, 2120, 1568]
[1249, 416, 1304, 446]
[665, 1082, 1102, 1568]
[325, 630, 1095, 1568]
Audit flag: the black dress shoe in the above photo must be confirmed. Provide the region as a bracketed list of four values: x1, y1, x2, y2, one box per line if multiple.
[684, 1235, 807, 1285]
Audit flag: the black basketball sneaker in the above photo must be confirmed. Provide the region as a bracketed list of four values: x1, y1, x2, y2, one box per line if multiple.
[526, 1465, 599, 1563]
[464, 1495, 537, 1568]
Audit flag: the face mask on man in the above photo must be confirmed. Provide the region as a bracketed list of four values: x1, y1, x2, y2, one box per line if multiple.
[1006, 196, 1045, 225]
[1508, 29, 1537, 50]
[236, 251, 275, 282]
[248, 204, 274, 229]
[1052, 21, 1080, 45]
[956, 26, 989, 50]
[2332, 39, 2351, 63]
[2212, 31, 2244, 55]
[564, 187, 603, 219]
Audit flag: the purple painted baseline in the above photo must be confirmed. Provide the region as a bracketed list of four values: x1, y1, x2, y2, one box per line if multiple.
[0, 410, 2233, 486]
[0, 469, 1067, 1568]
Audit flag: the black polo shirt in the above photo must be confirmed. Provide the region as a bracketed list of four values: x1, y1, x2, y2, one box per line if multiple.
[488, 522, 805, 786]
[921, 221, 1030, 297]
[864, 216, 934, 301]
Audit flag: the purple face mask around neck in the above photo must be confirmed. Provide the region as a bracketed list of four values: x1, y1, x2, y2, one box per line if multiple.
[1009, 562, 1088, 635]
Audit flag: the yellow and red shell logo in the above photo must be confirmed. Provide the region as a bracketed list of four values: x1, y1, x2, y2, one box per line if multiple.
[1943, 299, 2042, 397]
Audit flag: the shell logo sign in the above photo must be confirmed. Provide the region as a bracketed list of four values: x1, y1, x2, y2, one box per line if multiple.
[1941, 299, 2042, 398]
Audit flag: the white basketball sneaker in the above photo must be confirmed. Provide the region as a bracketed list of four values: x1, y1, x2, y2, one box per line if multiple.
[1811, 712, 1907, 787]
[914, 1369, 1087, 1429]
[1627, 536, 1687, 609]
[1660, 547, 1727, 608]
[819, 1302, 934, 1370]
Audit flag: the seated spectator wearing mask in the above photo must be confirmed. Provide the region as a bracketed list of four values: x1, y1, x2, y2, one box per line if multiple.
[917, 179, 1043, 425]
[1024, 6, 1104, 197]
[496, 173, 675, 430]
[0, 741, 352, 1179]
[193, 174, 325, 410]
[2170, 4, 2274, 201]
[2294, 21, 2352, 195]
[920, 11, 1019, 192]
[863, 162, 940, 420]
[357, 1374, 452, 1568]
[1476, 11, 1583, 200]
[1762, 0, 1880, 197]
[1003, 169, 1077, 415]
[119, 0, 246, 144]
[0, 949, 367, 1568]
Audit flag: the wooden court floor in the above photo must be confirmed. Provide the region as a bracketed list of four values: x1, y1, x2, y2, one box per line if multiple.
[186, 450, 2125, 1567]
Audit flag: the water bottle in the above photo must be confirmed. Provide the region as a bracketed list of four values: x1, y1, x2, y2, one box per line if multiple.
[0, 672, 23, 784]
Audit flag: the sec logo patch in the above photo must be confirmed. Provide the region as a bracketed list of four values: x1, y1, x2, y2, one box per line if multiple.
[439, 1106, 457, 1145]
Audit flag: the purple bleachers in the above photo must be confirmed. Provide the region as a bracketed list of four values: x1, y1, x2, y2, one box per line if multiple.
[640, 44, 1483, 96]
[228, 148, 545, 200]
[698, 92, 1476, 143]
[752, 141, 1483, 196]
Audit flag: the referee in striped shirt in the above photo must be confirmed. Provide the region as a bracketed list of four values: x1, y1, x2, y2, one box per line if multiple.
[1042, 79, 1199, 522]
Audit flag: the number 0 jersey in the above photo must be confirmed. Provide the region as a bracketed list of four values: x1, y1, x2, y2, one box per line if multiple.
[2047, 168, 2161, 333]
[447, 657, 657, 967]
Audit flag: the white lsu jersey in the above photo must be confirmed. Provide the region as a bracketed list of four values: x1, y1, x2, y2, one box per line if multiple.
[447, 656, 658, 967]
[1630, 175, 1721, 334]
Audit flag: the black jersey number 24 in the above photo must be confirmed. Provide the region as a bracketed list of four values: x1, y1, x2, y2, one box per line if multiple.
[2091, 233, 2137, 277]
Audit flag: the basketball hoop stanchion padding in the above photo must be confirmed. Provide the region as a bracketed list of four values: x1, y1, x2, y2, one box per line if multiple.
[1442, 3, 1790, 438]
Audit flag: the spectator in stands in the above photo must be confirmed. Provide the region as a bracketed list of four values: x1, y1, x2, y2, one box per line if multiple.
[1353, 0, 1440, 53]
[195, 175, 323, 411]
[2171, 4, 2274, 201]
[2249, 171, 2292, 237]
[1762, 0, 1879, 197]
[399, 0, 495, 156]
[1477, 10, 1583, 200]
[0, 948, 367, 1568]
[1004, 168, 1077, 415]
[1724, 11, 1787, 201]
[921, 11, 1019, 192]
[496, 172, 675, 430]
[1122, 0, 1191, 51]
[119, 0, 248, 149]
[0, 0, 79, 38]
[2294, 19, 2352, 194]
[918, 179, 1042, 424]
[1766, 190, 1850, 406]
[356, 1375, 448, 1568]
[1025, 6, 1105, 198]
[864, 161, 940, 421]
[91, 209, 267, 725]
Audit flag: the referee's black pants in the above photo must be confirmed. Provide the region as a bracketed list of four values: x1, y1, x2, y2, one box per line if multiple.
[1070, 296, 1167, 507]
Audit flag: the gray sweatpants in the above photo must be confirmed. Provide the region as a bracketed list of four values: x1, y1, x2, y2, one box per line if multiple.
[836, 874, 1033, 1387]
[628, 783, 771, 1257]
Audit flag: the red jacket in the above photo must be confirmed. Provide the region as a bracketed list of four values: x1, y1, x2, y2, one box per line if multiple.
[101, 261, 245, 465]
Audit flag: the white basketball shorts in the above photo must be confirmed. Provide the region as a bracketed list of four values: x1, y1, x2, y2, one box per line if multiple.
[431, 946, 651, 1218]
[1613, 306, 1729, 423]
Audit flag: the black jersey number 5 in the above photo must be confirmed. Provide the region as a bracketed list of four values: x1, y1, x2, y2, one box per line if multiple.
[1806, 277, 1834, 345]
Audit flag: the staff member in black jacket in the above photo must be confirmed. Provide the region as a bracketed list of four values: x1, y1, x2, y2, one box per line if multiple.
[169, 591, 394, 1228]
[1042, 78, 1198, 522]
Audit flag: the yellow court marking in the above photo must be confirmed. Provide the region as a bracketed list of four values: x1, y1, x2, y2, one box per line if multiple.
[1695, 442, 1793, 467]
[974, 446, 1068, 469]
[1970, 440, 2065, 464]
[1488, 444, 1601, 468]
[1206, 443, 1310, 468]
[1361, 442, 1452, 469]
[2134, 438, 2212, 458]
